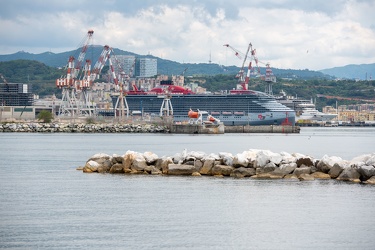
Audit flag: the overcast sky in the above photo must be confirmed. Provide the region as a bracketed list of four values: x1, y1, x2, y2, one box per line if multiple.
[1, 0, 374, 70]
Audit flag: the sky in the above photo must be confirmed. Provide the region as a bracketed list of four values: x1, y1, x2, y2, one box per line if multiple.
[0, 0, 374, 70]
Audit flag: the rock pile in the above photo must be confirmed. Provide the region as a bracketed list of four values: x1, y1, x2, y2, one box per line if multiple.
[80, 149, 375, 184]
[0, 123, 169, 133]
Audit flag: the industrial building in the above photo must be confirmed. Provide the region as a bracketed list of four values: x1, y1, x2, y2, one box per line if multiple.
[0, 82, 34, 106]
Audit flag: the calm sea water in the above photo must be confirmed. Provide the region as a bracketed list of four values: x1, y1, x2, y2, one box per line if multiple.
[1, 127, 375, 249]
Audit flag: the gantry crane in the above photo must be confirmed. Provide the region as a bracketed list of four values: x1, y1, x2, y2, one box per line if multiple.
[56, 30, 94, 116]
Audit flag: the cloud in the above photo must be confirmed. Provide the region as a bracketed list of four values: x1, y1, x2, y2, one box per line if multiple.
[0, 0, 374, 70]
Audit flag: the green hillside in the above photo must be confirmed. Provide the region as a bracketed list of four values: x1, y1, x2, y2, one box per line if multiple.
[0, 60, 63, 96]
[1, 60, 374, 111]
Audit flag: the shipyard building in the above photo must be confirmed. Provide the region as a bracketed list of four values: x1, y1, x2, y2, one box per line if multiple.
[0, 83, 33, 106]
[0, 82, 52, 121]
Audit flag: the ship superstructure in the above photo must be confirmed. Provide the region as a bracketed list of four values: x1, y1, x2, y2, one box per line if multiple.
[122, 91, 295, 126]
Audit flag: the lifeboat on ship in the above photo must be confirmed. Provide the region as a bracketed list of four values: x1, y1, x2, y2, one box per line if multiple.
[188, 109, 199, 118]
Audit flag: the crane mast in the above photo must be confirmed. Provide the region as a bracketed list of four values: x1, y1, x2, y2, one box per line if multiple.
[106, 50, 129, 120]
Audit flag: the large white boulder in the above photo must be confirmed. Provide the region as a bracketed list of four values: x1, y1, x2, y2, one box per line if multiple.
[204, 153, 221, 161]
[254, 150, 271, 168]
[143, 151, 159, 164]
[267, 151, 283, 165]
[365, 154, 375, 166]
[280, 151, 296, 164]
[219, 152, 233, 166]
[186, 151, 207, 160]
[316, 155, 344, 173]
[155, 156, 173, 174]
[83, 160, 101, 172]
[349, 154, 372, 167]
[233, 152, 249, 167]
[244, 149, 261, 162]
[87, 153, 112, 163]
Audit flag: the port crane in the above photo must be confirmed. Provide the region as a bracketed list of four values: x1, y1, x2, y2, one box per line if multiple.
[224, 43, 276, 95]
[76, 44, 129, 118]
[56, 30, 94, 116]
[224, 43, 260, 91]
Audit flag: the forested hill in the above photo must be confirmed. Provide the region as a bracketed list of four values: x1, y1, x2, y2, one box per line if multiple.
[1, 60, 374, 111]
[0, 60, 63, 96]
[0, 47, 330, 79]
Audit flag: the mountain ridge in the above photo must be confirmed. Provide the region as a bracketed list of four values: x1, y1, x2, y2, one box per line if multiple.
[319, 63, 375, 80]
[0, 46, 373, 79]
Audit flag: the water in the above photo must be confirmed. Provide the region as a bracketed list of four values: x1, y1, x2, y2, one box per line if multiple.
[1, 127, 375, 249]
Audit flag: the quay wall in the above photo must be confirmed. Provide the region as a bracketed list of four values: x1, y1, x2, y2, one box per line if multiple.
[79, 149, 375, 185]
[170, 124, 225, 134]
[225, 125, 300, 133]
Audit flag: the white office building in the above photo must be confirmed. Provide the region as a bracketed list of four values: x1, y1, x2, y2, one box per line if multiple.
[136, 58, 157, 77]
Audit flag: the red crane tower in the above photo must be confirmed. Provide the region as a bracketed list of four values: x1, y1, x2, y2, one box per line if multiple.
[224, 43, 260, 92]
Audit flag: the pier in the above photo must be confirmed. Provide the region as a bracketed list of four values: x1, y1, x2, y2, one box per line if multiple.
[170, 123, 225, 134]
[224, 125, 300, 133]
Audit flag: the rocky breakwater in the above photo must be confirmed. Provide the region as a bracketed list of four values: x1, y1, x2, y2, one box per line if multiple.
[0, 123, 169, 133]
[80, 149, 375, 185]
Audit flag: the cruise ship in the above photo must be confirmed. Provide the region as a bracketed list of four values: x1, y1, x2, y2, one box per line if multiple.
[275, 90, 337, 122]
[295, 103, 337, 122]
[110, 81, 296, 126]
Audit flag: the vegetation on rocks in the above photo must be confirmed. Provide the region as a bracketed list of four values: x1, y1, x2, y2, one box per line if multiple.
[37, 110, 53, 123]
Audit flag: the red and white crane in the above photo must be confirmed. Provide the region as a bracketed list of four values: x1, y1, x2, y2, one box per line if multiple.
[224, 42, 276, 95]
[224, 43, 260, 91]
[56, 30, 94, 116]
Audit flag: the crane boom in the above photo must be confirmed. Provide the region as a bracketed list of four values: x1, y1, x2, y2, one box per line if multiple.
[90, 45, 111, 81]
[0, 73, 9, 85]
[73, 30, 94, 79]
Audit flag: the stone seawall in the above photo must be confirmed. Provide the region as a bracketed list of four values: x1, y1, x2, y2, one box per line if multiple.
[0, 123, 169, 133]
[79, 149, 375, 185]
[0, 122, 300, 134]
